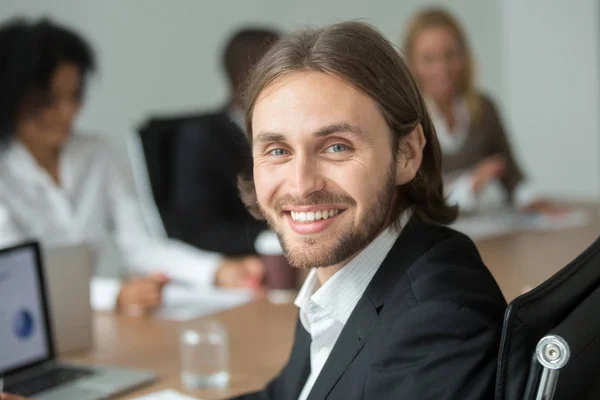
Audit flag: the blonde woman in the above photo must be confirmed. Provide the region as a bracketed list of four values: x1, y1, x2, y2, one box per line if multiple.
[403, 8, 563, 214]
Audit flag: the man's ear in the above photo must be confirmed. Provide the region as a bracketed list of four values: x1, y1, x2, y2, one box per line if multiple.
[395, 124, 426, 185]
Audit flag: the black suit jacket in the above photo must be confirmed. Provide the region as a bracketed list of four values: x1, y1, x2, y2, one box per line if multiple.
[230, 220, 507, 400]
[171, 108, 267, 256]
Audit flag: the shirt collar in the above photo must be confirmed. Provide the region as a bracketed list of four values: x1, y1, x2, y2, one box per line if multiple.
[295, 208, 413, 329]
[2, 139, 51, 186]
[2, 137, 77, 194]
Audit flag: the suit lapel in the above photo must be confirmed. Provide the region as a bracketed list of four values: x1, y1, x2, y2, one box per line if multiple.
[305, 296, 379, 400]
[289, 320, 312, 399]
[305, 220, 443, 400]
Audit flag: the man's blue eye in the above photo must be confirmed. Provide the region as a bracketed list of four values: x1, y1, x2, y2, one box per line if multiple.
[325, 144, 348, 153]
[270, 148, 288, 156]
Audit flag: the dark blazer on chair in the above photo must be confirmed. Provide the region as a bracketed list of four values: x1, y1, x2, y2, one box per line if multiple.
[442, 94, 526, 202]
[171, 108, 267, 256]
[230, 220, 507, 400]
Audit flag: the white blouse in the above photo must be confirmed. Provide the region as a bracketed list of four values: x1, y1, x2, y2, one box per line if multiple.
[0, 134, 221, 309]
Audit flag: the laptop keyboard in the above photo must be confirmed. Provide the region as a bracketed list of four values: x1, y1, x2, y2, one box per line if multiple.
[6, 365, 95, 396]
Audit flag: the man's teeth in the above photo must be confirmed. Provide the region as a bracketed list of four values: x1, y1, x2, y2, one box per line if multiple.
[290, 209, 341, 222]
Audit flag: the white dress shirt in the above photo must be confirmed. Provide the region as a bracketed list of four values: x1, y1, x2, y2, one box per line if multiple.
[0, 135, 221, 309]
[428, 97, 539, 212]
[294, 210, 412, 400]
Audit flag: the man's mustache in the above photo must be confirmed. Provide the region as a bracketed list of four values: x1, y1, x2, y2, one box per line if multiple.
[273, 192, 355, 212]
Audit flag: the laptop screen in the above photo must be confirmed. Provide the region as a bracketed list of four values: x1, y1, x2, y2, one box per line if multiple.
[0, 243, 51, 374]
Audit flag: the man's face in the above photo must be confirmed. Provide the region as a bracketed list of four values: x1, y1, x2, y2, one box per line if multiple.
[251, 71, 400, 269]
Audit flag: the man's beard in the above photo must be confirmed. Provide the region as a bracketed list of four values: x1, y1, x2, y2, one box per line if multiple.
[259, 167, 397, 269]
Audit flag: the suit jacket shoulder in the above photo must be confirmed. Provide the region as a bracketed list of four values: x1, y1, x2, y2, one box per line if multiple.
[404, 224, 506, 324]
[359, 223, 506, 399]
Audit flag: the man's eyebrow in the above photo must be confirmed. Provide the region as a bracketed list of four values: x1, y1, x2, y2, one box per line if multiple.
[254, 132, 286, 144]
[254, 122, 362, 144]
[314, 122, 363, 137]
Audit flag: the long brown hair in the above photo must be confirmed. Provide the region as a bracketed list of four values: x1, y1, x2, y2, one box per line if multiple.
[238, 21, 458, 226]
[403, 8, 482, 122]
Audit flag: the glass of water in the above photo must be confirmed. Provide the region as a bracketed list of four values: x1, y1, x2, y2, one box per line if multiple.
[180, 319, 229, 389]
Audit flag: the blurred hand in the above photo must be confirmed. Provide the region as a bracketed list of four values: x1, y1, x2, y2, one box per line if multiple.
[215, 256, 265, 291]
[471, 155, 506, 194]
[0, 394, 29, 400]
[117, 273, 169, 316]
[520, 199, 568, 216]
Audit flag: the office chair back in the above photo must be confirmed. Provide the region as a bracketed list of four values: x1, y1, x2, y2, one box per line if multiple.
[496, 234, 600, 400]
[136, 112, 203, 234]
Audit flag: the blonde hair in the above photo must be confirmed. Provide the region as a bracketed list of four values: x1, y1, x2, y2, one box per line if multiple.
[403, 8, 482, 122]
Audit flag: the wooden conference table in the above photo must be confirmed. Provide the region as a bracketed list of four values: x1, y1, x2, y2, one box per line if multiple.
[67, 206, 600, 399]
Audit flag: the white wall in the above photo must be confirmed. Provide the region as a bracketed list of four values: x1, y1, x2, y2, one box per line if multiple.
[1, 0, 598, 199]
[0, 0, 503, 160]
[502, 0, 600, 198]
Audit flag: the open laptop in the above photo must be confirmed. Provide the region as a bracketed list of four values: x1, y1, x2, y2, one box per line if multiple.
[43, 244, 94, 355]
[0, 241, 155, 399]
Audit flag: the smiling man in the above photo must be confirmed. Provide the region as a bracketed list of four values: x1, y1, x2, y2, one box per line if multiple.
[232, 21, 507, 400]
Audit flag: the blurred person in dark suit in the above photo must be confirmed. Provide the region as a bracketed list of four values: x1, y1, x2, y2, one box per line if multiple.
[171, 27, 280, 256]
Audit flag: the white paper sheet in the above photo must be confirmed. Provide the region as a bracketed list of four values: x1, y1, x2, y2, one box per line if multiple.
[154, 286, 253, 321]
[451, 208, 592, 241]
[514, 209, 591, 232]
[131, 389, 200, 400]
[451, 213, 515, 240]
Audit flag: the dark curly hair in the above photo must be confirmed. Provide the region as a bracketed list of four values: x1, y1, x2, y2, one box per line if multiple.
[0, 18, 95, 142]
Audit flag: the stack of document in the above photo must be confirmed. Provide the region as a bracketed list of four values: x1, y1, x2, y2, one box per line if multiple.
[451, 208, 591, 241]
[155, 286, 253, 321]
[132, 389, 200, 399]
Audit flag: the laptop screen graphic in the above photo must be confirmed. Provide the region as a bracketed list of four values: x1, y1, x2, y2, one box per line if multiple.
[0, 246, 50, 373]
